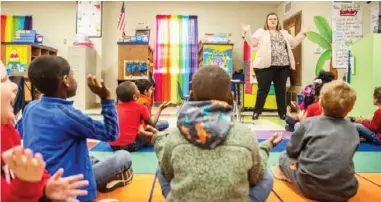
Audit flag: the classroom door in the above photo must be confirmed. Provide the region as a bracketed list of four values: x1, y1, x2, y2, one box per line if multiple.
[283, 12, 302, 87]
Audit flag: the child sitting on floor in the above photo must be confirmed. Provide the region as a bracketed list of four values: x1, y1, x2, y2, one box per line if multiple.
[353, 87, 381, 145]
[136, 79, 169, 131]
[275, 80, 359, 202]
[285, 71, 334, 131]
[16, 56, 133, 201]
[110, 81, 170, 152]
[0, 61, 88, 202]
[146, 65, 284, 202]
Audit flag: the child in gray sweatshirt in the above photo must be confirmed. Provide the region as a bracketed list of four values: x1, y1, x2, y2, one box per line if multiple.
[146, 65, 284, 202]
[278, 80, 359, 202]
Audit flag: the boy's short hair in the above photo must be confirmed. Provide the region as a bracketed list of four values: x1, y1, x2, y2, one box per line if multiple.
[191, 65, 231, 102]
[373, 87, 381, 104]
[28, 56, 71, 96]
[116, 81, 136, 102]
[320, 80, 356, 118]
[136, 79, 152, 94]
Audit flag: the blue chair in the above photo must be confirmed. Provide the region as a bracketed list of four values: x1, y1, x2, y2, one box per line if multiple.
[177, 81, 189, 112]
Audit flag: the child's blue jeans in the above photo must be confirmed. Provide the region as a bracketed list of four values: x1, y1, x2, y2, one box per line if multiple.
[156, 168, 274, 202]
[354, 123, 381, 145]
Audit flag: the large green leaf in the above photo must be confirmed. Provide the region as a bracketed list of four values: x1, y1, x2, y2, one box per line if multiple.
[315, 49, 331, 76]
[307, 32, 331, 50]
[314, 16, 332, 42]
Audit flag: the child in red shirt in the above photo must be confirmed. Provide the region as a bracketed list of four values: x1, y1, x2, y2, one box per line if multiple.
[354, 87, 381, 145]
[136, 79, 169, 131]
[0, 61, 88, 202]
[286, 76, 332, 131]
[110, 81, 169, 152]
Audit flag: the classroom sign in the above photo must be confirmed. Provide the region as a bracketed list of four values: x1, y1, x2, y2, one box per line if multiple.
[332, 3, 363, 69]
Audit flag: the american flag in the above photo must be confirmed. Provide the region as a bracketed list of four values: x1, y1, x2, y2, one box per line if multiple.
[117, 2, 126, 36]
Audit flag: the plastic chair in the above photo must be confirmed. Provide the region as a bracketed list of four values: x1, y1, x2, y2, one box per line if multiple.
[177, 81, 189, 113]
[177, 81, 189, 102]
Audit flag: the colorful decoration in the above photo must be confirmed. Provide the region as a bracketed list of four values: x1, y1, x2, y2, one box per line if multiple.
[203, 33, 231, 43]
[202, 44, 233, 76]
[124, 60, 149, 76]
[4, 45, 28, 75]
[1, 15, 33, 42]
[14, 30, 38, 43]
[154, 15, 198, 103]
[243, 40, 276, 109]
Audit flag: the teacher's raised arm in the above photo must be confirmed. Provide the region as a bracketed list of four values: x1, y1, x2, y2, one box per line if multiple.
[243, 12, 310, 121]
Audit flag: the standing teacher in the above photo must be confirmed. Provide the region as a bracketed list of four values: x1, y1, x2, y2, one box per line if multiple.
[242, 12, 310, 120]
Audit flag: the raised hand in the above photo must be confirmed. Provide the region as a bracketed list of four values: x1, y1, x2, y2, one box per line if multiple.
[139, 125, 159, 143]
[297, 110, 306, 121]
[87, 74, 111, 100]
[159, 102, 171, 110]
[241, 23, 250, 31]
[287, 106, 292, 113]
[269, 132, 283, 147]
[301, 25, 313, 34]
[1, 146, 45, 182]
[45, 168, 88, 202]
[355, 116, 364, 123]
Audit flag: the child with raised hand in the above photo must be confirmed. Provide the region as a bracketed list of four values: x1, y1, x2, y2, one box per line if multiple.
[109, 81, 170, 152]
[0, 61, 88, 202]
[145, 65, 284, 202]
[16, 56, 133, 201]
[353, 87, 381, 145]
[136, 79, 169, 131]
[275, 80, 359, 202]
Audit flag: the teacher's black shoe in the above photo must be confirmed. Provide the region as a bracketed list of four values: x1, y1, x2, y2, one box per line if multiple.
[279, 114, 287, 120]
[252, 113, 260, 120]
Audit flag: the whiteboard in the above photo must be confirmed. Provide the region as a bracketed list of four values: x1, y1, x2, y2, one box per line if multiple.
[76, 1, 102, 37]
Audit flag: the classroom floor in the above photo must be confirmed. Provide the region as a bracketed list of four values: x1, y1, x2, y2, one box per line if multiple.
[85, 107, 381, 202]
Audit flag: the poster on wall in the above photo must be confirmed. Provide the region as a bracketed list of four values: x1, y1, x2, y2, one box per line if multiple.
[5, 45, 28, 75]
[332, 3, 363, 69]
[203, 44, 233, 76]
[76, 1, 102, 37]
[370, 6, 379, 33]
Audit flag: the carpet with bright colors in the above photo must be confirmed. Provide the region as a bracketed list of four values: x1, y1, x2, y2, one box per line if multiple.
[89, 117, 381, 202]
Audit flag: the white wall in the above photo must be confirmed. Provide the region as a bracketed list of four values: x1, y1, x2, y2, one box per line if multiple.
[277, 1, 378, 86]
[102, 1, 278, 99]
[1, 1, 103, 96]
[2, 1, 278, 100]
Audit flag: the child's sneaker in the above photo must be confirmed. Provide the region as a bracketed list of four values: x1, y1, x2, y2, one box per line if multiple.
[285, 125, 293, 132]
[98, 167, 134, 193]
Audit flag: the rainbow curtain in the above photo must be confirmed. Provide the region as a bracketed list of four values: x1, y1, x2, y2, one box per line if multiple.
[154, 15, 198, 103]
[1, 15, 33, 42]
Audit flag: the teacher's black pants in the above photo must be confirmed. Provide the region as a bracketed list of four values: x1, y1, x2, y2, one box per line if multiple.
[253, 66, 289, 117]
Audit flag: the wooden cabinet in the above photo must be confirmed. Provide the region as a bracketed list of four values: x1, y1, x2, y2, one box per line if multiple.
[117, 42, 153, 80]
[67, 46, 96, 110]
[1, 42, 58, 101]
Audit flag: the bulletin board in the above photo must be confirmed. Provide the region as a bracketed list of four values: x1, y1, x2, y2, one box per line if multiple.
[202, 44, 233, 76]
[76, 1, 103, 37]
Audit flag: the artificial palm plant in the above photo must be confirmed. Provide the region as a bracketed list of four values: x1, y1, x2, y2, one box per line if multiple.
[306, 16, 338, 78]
